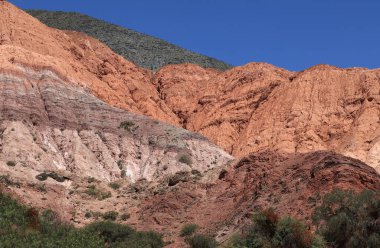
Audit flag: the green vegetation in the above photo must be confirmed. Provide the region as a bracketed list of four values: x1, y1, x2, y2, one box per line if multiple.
[0, 193, 164, 248]
[103, 211, 119, 221]
[313, 189, 380, 248]
[180, 223, 198, 237]
[27, 10, 231, 71]
[179, 154, 192, 165]
[35, 171, 66, 182]
[119, 121, 135, 132]
[120, 213, 131, 221]
[178, 222, 217, 248]
[109, 182, 121, 190]
[85, 185, 112, 200]
[230, 189, 380, 248]
[186, 234, 218, 248]
[229, 208, 323, 248]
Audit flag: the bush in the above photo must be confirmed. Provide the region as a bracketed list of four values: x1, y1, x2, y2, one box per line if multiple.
[186, 234, 217, 248]
[0, 194, 164, 248]
[272, 216, 313, 248]
[85, 185, 112, 200]
[103, 211, 119, 221]
[230, 209, 325, 248]
[119, 121, 135, 131]
[120, 213, 130, 221]
[179, 155, 192, 165]
[180, 223, 198, 237]
[313, 189, 380, 248]
[85, 221, 164, 248]
[0, 193, 103, 247]
[109, 182, 121, 190]
[122, 231, 164, 248]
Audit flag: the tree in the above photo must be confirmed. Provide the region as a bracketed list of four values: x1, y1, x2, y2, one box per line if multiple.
[313, 189, 380, 248]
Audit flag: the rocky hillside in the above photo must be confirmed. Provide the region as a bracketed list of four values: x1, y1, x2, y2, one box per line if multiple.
[24, 8, 380, 173]
[0, 0, 231, 229]
[26, 10, 232, 71]
[0, 2, 379, 247]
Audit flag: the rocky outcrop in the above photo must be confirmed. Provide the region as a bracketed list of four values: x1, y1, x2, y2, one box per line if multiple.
[138, 151, 380, 245]
[0, 64, 232, 183]
[154, 63, 380, 172]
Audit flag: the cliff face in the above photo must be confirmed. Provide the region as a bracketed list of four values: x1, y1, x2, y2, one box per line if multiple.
[4, 1, 379, 172]
[0, 2, 379, 246]
[138, 151, 380, 245]
[153, 63, 380, 172]
[0, 2, 232, 184]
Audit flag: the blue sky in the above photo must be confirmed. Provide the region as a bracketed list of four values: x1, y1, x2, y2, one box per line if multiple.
[9, 0, 380, 71]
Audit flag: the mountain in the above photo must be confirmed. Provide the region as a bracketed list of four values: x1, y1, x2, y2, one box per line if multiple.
[0, 0, 231, 220]
[0, 2, 379, 247]
[26, 10, 232, 71]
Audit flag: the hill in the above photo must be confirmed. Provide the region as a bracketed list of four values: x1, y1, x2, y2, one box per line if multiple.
[26, 10, 232, 71]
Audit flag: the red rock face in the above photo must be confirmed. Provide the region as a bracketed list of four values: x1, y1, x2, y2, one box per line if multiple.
[2, 2, 379, 172]
[0, 2, 379, 247]
[138, 151, 380, 245]
[155, 63, 380, 172]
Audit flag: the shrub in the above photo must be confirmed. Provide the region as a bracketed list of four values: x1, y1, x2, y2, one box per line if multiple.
[120, 213, 130, 221]
[272, 216, 313, 248]
[185, 234, 217, 248]
[103, 211, 119, 221]
[0, 193, 103, 247]
[0, 194, 164, 248]
[6, 161, 16, 167]
[122, 231, 164, 248]
[119, 121, 135, 131]
[85, 185, 112, 200]
[85, 221, 164, 248]
[313, 189, 380, 248]
[180, 223, 198, 237]
[109, 182, 121, 190]
[230, 209, 325, 248]
[179, 155, 192, 165]
[36, 172, 66, 182]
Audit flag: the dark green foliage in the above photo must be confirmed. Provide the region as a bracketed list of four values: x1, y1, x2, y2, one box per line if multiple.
[119, 121, 135, 132]
[0, 194, 164, 248]
[103, 211, 119, 221]
[85, 185, 112, 200]
[0, 193, 103, 247]
[85, 221, 164, 248]
[109, 182, 121, 190]
[180, 223, 198, 237]
[85, 221, 135, 244]
[122, 231, 164, 248]
[179, 155, 192, 165]
[36, 171, 67, 182]
[231, 209, 324, 248]
[120, 213, 130, 221]
[27, 10, 231, 71]
[313, 189, 380, 248]
[186, 234, 218, 248]
[6, 161, 16, 167]
[271, 217, 314, 248]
